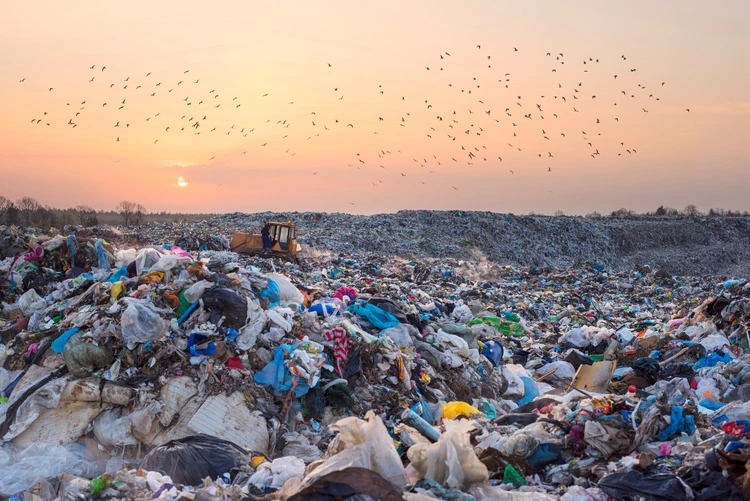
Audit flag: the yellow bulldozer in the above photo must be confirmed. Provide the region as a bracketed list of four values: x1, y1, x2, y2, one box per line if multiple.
[230, 221, 301, 259]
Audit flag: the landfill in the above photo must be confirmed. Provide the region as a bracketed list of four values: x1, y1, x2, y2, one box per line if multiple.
[2, 220, 750, 500]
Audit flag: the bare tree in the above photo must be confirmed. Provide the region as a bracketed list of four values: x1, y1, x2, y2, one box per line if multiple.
[683, 204, 701, 217]
[117, 201, 147, 226]
[117, 201, 136, 226]
[0, 195, 11, 223]
[16, 196, 41, 226]
[132, 203, 146, 226]
[72, 205, 95, 226]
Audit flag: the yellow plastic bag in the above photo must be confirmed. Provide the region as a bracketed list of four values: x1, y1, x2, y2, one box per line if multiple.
[442, 401, 481, 420]
[110, 281, 124, 300]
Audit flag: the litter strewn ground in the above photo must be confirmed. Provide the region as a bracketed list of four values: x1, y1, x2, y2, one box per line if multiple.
[1, 220, 750, 500]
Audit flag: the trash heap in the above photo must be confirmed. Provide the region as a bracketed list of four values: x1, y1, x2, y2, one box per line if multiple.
[2, 224, 750, 500]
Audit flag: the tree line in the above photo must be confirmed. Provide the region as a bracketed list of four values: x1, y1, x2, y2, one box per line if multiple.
[0, 195, 215, 229]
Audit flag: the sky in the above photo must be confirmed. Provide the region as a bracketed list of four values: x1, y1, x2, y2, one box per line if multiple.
[1, 1, 748, 215]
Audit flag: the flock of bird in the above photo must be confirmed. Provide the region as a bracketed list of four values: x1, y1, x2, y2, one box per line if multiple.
[19, 45, 682, 194]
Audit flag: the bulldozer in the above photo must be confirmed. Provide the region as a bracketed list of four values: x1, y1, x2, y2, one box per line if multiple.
[230, 221, 301, 259]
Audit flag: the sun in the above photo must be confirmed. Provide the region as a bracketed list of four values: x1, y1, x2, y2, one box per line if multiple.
[177, 176, 189, 188]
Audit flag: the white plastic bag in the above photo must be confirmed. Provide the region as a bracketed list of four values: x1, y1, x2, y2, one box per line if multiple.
[249, 456, 305, 489]
[93, 407, 137, 447]
[316, 410, 406, 487]
[236, 297, 267, 350]
[282, 432, 323, 463]
[0, 443, 102, 496]
[18, 289, 47, 316]
[380, 324, 417, 348]
[267, 309, 293, 333]
[266, 273, 305, 305]
[183, 280, 214, 304]
[120, 299, 170, 347]
[407, 419, 489, 489]
[114, 248, 137, 267]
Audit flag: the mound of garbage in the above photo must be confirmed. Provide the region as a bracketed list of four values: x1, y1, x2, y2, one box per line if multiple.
[133, 211, 750, 277]
[2, 224, 750, 500]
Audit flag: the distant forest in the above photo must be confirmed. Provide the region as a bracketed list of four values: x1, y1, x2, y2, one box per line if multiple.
[0, 195, 215, 230]
[0, 195, 748, 230]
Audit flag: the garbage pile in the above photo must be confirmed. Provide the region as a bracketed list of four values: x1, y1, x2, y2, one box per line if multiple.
[2, 223, 750, 500]
[131, 211, 750, 276]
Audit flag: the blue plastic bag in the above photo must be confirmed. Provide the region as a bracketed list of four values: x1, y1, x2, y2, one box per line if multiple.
[107, 265, 129, 283]
[693, 350, 733, 369]
[657, 406, 695, 440]
[516, 376, 540, 406]
[94, 239, 110, 269]
[52, 326, 80, 353]
[259, 279, 280, 307]
[187, 333, 216, 356]
[347, 302, 400, 329]
[254, 344, 311, 397]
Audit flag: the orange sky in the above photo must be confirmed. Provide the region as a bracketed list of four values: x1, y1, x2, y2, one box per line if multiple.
[2, 1, 749, 215]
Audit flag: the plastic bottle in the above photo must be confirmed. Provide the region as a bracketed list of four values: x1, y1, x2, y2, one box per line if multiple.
[603, 339, 619, 360]
[401, 409, 441, 442]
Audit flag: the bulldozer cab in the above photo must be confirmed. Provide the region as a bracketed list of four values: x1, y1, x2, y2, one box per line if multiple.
[231, 221, 300, 258]
[268, 222, 295, 251]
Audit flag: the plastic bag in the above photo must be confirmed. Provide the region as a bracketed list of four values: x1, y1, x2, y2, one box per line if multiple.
[236, 297, 267, 350]
[0, 443, 102, 496]
[183, 280, 214, 303]
[407, 419, 489, 489]
[260, 278, 281, 307]
[120, 299, 170, 347]
[141, 434, 248, 486]
[93, 407, 137, 447]
[203, 288, 248, 329]
[134, 248, 164, 275]
[347, 302, 401, 329]
[289, 467, 404, 501]
[18, 289, 46, 316]
[380, 324, 417, 348]
[599, 471, 695, 501]
[249, 456, 305, 489]
[324, 410, 407, 487]
[150, 254, 189, 273]
[282, 431, 324, 463]
[266, 272, 305, 305]
[516, 376, 540, 406]
[442, 402, 481, 420]
[3, 373, 68, 441]
[267, 309, 293, 332]
[254, 344, 311, 397]
[114, 248, 137, 267]
[63, 331, 114, 378]
[535, 361, 576, 383]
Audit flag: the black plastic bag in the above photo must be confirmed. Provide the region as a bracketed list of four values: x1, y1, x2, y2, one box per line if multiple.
[599, 471, 694, 501]
[140, 434, 248, 486]
[631, 357, 661, 385]
[202, 288, 248, 329]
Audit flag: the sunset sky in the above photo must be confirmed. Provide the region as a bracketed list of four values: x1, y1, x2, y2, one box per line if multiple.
[2, 1, 748, 215]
